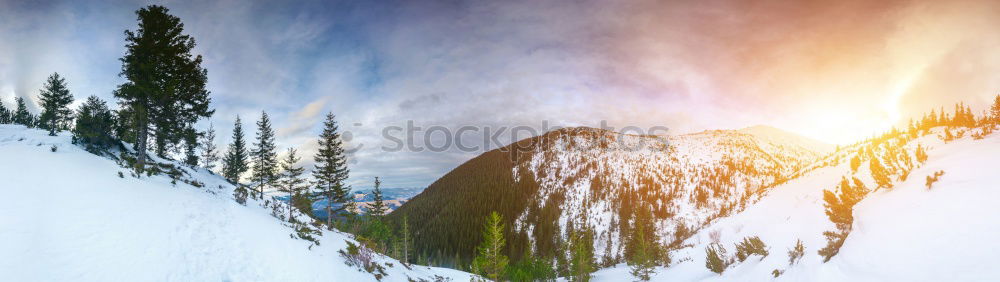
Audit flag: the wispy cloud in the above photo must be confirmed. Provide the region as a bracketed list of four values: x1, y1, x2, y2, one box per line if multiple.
[2, 0, 999, 188]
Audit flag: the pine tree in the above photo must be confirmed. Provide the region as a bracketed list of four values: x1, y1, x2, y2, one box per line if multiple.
[313, 112, 350, 227]
[472, 211, 508, 281]
[37, 73, 75, 135]
[251, 111, 277, 199]
[278, 147, 308, 221]
[569, 225, 596, 282]
[818, 177, 868, 261]
[704, 243, 728, 274]
[399, 216, 413, 265]
[71, 96, 117, 153]
[0, 100, 11, 124]
[183, 128, 199, 167]
[13, 97, 34, 127]
[115, 5, 213, 171]
[991, 95, 1000, 124]
[199, 123, 220, 172]
[222, 116, 249, 184]
[849, 155, 861, 173]
[869, 158, 893, 189]
[369, 177, 388, 217]
[627, 212, 659, 281]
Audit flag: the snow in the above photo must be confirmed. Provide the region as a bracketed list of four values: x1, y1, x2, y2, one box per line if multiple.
[0, 125, 472, 282]
[5, 121, 996, 281]
[588, 127, 1000, 281]
[511, 127, 826, 260]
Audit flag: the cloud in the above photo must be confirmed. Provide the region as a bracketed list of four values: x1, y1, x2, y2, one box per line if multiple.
[3, 0, 999, 188]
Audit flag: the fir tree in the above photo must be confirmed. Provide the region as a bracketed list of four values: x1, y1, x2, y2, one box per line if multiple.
[849, 155, 861, 173]
[222, 116, 249, 184]
[507, 248, 557, 281]
[0, 100, 11, 124]
[818, 177, 868, 261]
[278, 147, 308, 221]
[627, 213, 659, 280]
[472, 211, 508, 281]
[37, 73, 75, 135]
[251, 111, 277, 199]
[313, 112, 350, 227]
[13, 97, 34, 127]
[991, 95, 1000, 124]
[734, 236, 769, 262]
[369, 177, 388, 218]
[183, 128, 199, 167]
[199, 123, 220, 172]
[399, 216, 413, 265]
[71, 96, 117, 153]
[869, 158, 893, 189]
[704, 243, 728, 274]
[627, 205, 661, 280]
[115, 5, 213, 171]
[569, 224, 596, 282]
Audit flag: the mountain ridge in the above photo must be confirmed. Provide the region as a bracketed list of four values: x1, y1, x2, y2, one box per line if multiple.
[390, 124, 830, 264]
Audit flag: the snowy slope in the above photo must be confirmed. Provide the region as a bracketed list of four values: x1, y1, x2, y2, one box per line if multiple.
[0, 125, 472, 282]
[589, 126, 1000, 281]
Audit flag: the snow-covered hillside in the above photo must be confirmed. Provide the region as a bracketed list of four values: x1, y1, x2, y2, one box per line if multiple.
[511, 126, 829, 260]
[589, 126, 1000, 281]
[0, 125, 472, 282]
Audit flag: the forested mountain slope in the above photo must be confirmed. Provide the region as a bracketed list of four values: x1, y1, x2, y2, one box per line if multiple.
[391, 125, 831, 265]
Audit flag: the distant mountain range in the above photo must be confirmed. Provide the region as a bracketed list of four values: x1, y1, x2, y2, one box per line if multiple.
[278, 187, 425, 220]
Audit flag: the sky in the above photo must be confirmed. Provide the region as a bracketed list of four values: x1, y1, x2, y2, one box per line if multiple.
[1, 0, 999, 188]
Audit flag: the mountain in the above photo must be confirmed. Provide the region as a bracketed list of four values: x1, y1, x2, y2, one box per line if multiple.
[589, 125, 1000, 281]
[283, 187, 424, 218]
[390, 126, 831, 264]
[0, 125, 471, 282]
[738, 125, 835, 155]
